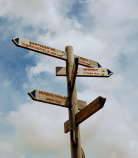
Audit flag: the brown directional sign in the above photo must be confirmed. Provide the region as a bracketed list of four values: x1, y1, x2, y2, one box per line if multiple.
[12, 37, 102, 68]
[56, 67, 113, 77]
[75, 96, 106, 125]
[12, 37, 67, 60]
[64, 96, 106, 133]
[28, 89, 87, 110]
[71, 58, 79, 89]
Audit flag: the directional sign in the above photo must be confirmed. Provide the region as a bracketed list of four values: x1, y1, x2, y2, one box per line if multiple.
[56, 67, 113, 77]
[64, 96, 106, 133]
[71, 58, 79, 89]
[12, 37, 67, 60]
[28, 89, 87, 110]
[75, 55, 101, 68]
[12, 37, 102, 68]
[75, 96, 106, 125]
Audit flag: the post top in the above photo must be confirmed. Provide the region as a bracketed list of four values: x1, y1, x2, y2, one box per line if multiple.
[65, 46, 73, 52]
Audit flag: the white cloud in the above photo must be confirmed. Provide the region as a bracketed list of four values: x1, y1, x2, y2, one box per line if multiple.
[0, 133, 26, 158]
[8, 102, 70, 156]
[87, 0, 138, 21]
[0, 0, 77, 33]
[0, 135, 13, 154]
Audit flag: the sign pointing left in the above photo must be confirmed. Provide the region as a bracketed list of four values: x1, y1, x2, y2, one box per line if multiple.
[28, 89, 87, 110]
[28, 89, 69, 108]
[12, 37, 102, 68]
[12, 37, 67, 60]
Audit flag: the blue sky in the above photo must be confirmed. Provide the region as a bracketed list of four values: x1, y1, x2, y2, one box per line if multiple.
[0, 0, 138, 158]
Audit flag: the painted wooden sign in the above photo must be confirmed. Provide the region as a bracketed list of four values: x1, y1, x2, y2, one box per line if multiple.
[75, 96, 106, 125]
[75, 55, 101, 68]
[64, 96, 106, 133]
[56, 67, 113, 77]
[28, 89, 87, 110]
[12, 37, 67, 60]
[12, 37, 102, 68]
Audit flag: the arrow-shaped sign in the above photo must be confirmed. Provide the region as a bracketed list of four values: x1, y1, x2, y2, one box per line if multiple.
[12, 37, 102, 68]
[28, 89, 87, 110]
[76, 96, 106, 125]
[64, 96, 106, 133]
[12, 37, 67, 60]
[74, 55, 101, 68]
[56, 67, 113, 77]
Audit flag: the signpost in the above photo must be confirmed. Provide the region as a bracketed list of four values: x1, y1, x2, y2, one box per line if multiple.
[28, 89, 87, 110]
[12, 37, 113, 158]
[64, 96, 106, 133]
[12, 37, 67, 60]
[75, 96, 106, 125]
[56, 67, 113, 77]
[12, 37, 101, 68]
[74, 55, 101, 68]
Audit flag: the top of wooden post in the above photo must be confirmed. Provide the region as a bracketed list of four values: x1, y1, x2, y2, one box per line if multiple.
[65, 46, 73, 52]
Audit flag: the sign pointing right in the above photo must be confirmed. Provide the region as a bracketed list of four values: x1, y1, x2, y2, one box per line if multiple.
[64, 96, 106, 133]
[75, 96, 106, 125]
[56, 67, 113, 77]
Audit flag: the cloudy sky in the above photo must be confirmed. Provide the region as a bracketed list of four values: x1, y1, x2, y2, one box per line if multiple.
[0, 0, 138, 158]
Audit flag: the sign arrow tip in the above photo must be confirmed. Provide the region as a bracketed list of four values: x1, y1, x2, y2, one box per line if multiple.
[15, 38, 19, 44]
[98, 63, 102, 68]
[99, 96, 106, 108]
[107, 69, 113, 76]
[28, 90, 36, 100]
[12, 37, 19, 45]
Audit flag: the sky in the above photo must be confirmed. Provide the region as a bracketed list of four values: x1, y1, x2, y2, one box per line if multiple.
[0, 0, 138, 158]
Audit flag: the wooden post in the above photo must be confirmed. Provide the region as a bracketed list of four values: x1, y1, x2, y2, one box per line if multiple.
[66, 46, 81, 158]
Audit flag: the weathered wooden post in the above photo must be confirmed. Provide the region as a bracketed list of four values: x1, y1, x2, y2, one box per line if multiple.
[66, 46, 81, 158]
